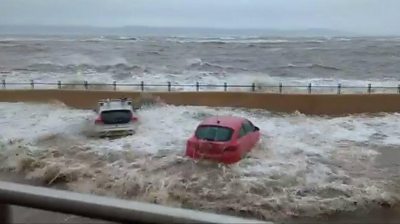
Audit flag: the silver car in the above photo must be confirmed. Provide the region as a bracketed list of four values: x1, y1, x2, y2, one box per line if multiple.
[93, 98, 138, 137]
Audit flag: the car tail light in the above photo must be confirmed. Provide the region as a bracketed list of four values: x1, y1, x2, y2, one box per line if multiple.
[95, 116, 103, 124]
[186, 140, 197, 157]
[187, 140, 195, 149]
[131, 116, 138, 122]
[187, 140, 199, 152]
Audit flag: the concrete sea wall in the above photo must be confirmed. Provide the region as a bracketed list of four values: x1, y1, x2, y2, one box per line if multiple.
[1, 89, 400, 115]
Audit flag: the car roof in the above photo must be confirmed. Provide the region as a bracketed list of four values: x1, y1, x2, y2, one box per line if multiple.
[98, 99, 133, 112]
[199, 116, 246, 129]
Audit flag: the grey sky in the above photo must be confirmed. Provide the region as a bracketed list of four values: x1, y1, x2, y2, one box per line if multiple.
[0, 0, 399, 35]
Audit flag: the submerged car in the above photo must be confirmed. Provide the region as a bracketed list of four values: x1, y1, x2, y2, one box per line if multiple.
[93, 98, 138, 137]
[185, 116, 261, 164]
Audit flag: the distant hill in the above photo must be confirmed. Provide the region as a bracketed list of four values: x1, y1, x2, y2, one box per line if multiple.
[0, 25, 354, 37]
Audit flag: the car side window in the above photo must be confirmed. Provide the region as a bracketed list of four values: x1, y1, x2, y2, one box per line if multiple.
[239, 125, 247, 138]
[243, 120, 255, 133]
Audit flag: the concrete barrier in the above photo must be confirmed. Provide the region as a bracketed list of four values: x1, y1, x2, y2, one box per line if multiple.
[1, 89, 400, 115]
[0, 181, 269, 224]
[0, 204, 10, 224]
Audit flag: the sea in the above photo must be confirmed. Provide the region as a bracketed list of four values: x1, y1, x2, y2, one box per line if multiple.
[0, 35, 400, 92]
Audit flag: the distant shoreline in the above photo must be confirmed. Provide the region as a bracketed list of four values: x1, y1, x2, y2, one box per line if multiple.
[0, 25, 356, 38]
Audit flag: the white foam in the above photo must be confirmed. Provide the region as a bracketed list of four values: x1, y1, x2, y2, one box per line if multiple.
[166, 37, 319, 44]
[0, 102, 92, 141]
[2, 70, 399, 93]
[1, 103, 399, 153]
[0, 102, 399, 218]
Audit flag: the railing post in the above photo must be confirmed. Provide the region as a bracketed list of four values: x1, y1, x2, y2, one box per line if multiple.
[113, 81, 117, 91]
[398, 84, 400, 94]
[57, 81, 61, 89]
[308, 83, 312, 94]
[224, 82, 227, 91]
[2, 79, 5, 89]
[337, 83, 341, 94]
[0, 204, 11, 224]
[30, 80, 34, 89]
[279, 83, 282, 94]
[251, 83, 256, 92]
[368, 83, 371, 94]
[167, 81, 171, 92]
[84, 81, 88, 90]
[196, 82, 199, 91]
[140, 81, 144, 91]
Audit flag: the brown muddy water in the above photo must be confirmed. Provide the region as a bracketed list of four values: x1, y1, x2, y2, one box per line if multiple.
[1, 102, 400, 223]
[1, 140, 399, 223]
[1, 148, 400, 224]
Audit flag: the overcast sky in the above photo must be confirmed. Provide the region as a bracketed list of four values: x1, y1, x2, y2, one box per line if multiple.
[0, 0, 399, 35]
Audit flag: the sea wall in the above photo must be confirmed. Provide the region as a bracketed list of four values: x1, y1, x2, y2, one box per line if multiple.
[1, 89, 400, 115]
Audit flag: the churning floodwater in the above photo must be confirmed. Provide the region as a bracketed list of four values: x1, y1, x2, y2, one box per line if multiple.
[0, 102, 399, 221]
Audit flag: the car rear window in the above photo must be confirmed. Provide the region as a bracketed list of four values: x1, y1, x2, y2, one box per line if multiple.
[195, 125, 233, 142]
[100, 110, 132, 124]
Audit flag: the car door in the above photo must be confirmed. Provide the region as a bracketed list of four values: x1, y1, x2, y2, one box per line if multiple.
[237, 122, 251, 155]
[243, 120, 260, 150]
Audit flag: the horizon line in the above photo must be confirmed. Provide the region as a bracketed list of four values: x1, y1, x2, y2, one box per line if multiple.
[0, 24, 345, 31]
[5, 24, 400, 37]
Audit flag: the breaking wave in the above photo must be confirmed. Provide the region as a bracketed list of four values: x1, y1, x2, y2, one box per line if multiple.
[186, 58, 246, 73]
[20, 63, 151, 75]
[81, 36, 138, 42]
[187, 59, 225, 72]
[284, 63, 341, 71]
[167, 37, 322, 44]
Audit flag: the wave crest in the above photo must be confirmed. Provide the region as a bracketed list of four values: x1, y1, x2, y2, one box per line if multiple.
[285, 63, 341, 71]
[21, 63, 151, 75]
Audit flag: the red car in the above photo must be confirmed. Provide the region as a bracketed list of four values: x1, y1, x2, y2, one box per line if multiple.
[185, 116, 261, 164]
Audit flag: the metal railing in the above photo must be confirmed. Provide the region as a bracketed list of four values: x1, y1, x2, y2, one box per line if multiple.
[1, 79, 400, 94]
[0, 181, 269, 224]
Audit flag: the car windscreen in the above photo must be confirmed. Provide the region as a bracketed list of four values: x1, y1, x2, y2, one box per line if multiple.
[195, 125, 233, 142]
[100, 110, 132, 124]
